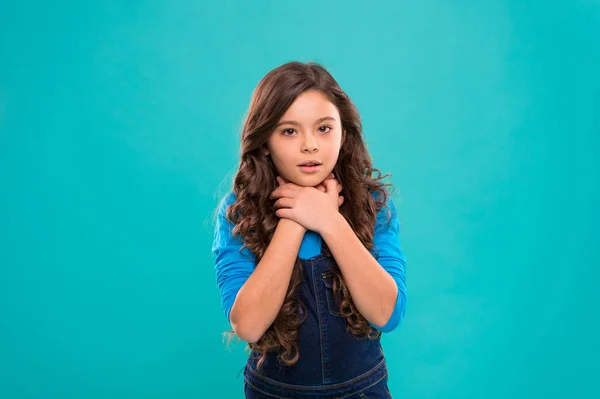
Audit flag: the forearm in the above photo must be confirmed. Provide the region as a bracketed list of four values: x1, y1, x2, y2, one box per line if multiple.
[320, 214, 398, 327]
[229, 218, 305, 343]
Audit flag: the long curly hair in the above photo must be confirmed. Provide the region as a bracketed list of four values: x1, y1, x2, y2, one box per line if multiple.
[225, 61, 393, 370]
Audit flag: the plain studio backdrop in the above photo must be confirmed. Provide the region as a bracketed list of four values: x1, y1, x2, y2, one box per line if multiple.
[1, 1, 598, 398]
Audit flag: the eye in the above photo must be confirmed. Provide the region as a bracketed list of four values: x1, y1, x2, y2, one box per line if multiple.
[282, 128, 296, 136]
[319, 125, 332, 133]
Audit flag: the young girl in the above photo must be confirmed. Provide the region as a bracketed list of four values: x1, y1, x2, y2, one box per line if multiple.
[212, 61, 407, 398]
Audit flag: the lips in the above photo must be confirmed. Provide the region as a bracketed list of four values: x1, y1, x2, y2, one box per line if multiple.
[298, 161, 322, 174]
[298, 160, 322, 166]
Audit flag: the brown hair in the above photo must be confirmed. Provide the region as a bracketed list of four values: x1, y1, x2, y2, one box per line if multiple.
[225, 61, 393, 369]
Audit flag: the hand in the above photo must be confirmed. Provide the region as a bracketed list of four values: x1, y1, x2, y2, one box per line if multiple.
[271, 175, 344, 234]
[275, 174, 344, 208]
[314, 173, 344, 208]
[271, 175, 343, 233]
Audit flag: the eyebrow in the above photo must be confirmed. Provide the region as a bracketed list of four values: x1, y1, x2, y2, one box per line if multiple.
[275, 116, 336, 128]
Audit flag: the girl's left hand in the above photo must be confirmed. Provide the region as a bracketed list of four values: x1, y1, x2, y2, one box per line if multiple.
[271, 176, 343, 234]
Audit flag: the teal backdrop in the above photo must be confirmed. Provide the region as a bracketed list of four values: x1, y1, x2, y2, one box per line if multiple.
[1, 1, 598, 398]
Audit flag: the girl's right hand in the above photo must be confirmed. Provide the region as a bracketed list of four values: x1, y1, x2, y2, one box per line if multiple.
[315, 173, 344, 208]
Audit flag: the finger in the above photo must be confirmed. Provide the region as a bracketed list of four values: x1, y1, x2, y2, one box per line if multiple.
[323, 173, 335, 182]
[275, 208, 294, 220]
[274, 197, 294, 209]
[337, 182, 343, 194]
[316, 184, 326, 193]
[273, 184, 302, 197]
[324, 178, 338, 199]
[271, 189, 288, 199]
[338, 196, 344, 207]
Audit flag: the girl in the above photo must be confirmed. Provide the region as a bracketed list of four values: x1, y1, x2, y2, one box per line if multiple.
[212, 61, 407, 398]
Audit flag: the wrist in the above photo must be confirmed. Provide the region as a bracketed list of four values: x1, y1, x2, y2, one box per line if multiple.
[278, 217, 307, 234]
[319, 212, 345, 238]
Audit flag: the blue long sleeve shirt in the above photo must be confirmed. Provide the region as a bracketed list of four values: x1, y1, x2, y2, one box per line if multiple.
[212, 191, 407, 333]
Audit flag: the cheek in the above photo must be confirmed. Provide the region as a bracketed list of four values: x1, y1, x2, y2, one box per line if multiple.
[328, 130, 343, 149]
[324, 138, 343, 158]
[270, 145, 294, 164]
[269, 150, 293, 174]
[272, 157, 287, 172]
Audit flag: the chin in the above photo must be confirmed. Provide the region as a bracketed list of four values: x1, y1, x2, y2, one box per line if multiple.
[289, 173, 329, 187]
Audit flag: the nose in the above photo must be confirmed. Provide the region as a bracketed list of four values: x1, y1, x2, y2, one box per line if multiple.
[301, 134, 319, 153]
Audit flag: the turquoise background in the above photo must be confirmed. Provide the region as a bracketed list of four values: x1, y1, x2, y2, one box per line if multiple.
[1, 1, 599, 398]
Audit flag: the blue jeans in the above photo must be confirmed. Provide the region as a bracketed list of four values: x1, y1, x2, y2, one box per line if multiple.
[243, 255, 393, 398]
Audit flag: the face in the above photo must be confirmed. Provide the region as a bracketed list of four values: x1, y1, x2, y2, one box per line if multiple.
[265, 90, 344, 187]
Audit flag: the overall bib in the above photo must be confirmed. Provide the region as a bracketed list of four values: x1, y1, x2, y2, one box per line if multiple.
[243, 255, 392, 398]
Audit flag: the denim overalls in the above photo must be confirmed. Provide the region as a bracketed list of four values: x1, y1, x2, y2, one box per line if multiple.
[243, 255, 392, 398]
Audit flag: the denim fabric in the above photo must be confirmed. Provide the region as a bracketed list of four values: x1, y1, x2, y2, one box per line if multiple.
[243, 255, 393, 398]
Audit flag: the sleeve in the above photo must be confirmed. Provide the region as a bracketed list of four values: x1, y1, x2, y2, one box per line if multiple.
[211, 192, 256, 324]
[369, 195, 408, 333]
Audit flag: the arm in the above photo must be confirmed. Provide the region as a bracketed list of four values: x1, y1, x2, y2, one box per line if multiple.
[212, 193, 305, 343]
[229, 218, 305, 343]
[320, 196, 407, 332]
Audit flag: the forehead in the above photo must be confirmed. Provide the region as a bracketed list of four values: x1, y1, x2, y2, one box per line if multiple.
[279, 90, 340, 122]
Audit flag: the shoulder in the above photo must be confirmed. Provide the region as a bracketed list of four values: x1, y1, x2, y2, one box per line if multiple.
[213, 191, 237, 247]
[212, 190, 255, 258]
[217, 191, 237, 216]
[369, 185, 404, 261]
[370, 185, 397, 226]
[367, 184, 400, 246]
